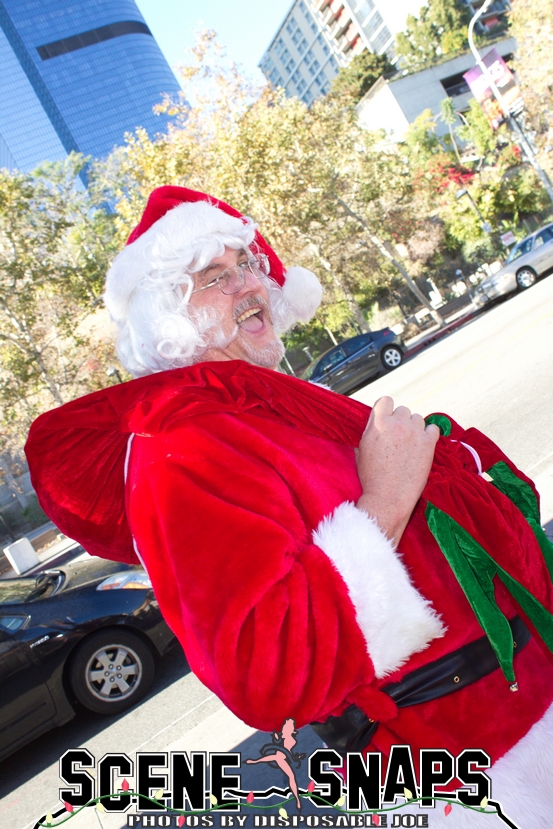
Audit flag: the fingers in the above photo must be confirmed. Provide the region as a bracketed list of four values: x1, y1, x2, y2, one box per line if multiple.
[370, 397, 430, 430]
[410, 412, 425, 429]
[372, 395, 394, 416]
[393, 405, 413, 420]
[425, 422, 441, 443]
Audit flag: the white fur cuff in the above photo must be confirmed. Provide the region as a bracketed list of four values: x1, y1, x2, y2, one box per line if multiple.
[313, 501, 445, 678]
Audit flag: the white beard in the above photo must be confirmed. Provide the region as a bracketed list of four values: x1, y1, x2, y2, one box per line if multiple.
[238, 335, 285, 368]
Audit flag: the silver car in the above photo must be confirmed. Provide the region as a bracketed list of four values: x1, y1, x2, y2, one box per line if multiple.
[474, 222, 553, 305]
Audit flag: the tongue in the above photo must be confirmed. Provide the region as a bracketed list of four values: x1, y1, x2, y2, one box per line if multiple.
[239, 313, 264, 333]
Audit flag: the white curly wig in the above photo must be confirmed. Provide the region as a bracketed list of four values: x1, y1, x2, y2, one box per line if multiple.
[104, 196, 322, 377]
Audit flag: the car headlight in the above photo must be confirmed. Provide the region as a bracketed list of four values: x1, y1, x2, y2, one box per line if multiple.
[96, 572, 152, 591]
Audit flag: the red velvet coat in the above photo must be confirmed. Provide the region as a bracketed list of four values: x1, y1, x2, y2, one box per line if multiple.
[25, 361, 553, 777]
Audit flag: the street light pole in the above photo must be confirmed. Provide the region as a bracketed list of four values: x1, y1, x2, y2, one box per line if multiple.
[467, 0, 553, 204]
[456, 188, 492, 233]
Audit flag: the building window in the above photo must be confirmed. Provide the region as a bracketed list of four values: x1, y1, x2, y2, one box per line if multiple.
[275, 38, 285, 56]
[329, 55, 339, 70]
[356, 0, 375, 23]
[36, 21, 152, 60]
[286, 16, 298, 35]
[286, 58, 297, 74]
[298, 38, 308, 54]
[308, 58, 320, 76]
[314, 70, 327, 88]
[364, 11, 384, 39]
[299, 0, 307, 12]
[371, 26, 392, 52]
[280, 48, 291, 65]
[317, 34, 330, 55]
[302, 89, 314, 105]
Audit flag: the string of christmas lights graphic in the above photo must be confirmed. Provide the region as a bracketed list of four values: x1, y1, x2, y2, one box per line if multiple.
[33, 780, 520, 829]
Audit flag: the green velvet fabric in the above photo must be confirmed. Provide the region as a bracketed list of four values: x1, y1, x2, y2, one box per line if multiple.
[426, 463, 553, 684]
[425, 414, 453, 437]
[426, 502, 517, 683]
[487, 461, 553, 582]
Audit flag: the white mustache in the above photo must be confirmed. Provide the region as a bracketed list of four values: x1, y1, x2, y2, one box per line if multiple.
[233, 294, 273, 325]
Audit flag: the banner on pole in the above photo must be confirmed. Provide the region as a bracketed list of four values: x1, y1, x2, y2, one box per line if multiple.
[463, 49, 523, 129]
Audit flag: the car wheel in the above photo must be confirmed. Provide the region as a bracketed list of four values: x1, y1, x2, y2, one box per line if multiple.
[69, 629, 155, 715]
[516, 267, 537, 289]
[381, 345, 403, 371]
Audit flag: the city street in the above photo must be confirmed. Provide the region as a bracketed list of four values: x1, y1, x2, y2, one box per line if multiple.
[1, 275, 552, 829]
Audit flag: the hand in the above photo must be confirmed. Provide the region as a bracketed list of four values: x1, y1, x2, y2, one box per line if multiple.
[355, 396, 440, 546]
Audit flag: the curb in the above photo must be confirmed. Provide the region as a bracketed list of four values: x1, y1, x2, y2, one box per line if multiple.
[405, 307, 484, 358]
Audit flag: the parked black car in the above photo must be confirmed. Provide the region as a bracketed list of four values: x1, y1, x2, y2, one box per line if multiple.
[300, 329, 406, 394]
[0, 548, 175, 761]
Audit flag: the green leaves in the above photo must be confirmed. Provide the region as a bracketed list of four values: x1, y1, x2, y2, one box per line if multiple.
[395, 0, 471, 71]
[0, 158, 120, 448]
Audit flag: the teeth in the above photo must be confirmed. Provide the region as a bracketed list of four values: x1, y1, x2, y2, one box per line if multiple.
[236, 307, 261, 323]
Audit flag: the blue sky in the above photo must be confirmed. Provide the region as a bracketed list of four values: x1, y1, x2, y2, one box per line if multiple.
[135, 0, 294, 85]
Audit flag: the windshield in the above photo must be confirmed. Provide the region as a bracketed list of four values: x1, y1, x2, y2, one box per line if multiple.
[506, 237, 533, 263]
[301, 358, 321, 381]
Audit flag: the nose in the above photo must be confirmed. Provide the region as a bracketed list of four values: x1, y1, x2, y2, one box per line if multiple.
[236, 266, 262, 295]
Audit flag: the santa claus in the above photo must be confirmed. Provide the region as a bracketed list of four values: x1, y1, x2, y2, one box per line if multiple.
[26, 187, 553, 827]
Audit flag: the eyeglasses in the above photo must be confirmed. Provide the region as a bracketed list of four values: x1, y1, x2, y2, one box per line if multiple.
[191, 255, 270, 295]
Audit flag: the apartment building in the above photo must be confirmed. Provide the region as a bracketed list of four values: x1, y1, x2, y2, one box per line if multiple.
[259, 0, 425, 104]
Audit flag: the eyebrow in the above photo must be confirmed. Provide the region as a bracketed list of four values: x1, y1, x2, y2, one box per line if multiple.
[199, 249, 249, 277]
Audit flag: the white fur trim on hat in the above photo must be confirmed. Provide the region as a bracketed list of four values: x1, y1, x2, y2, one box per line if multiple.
[105, 201, 257, 322]
[282, 266, 323, 322]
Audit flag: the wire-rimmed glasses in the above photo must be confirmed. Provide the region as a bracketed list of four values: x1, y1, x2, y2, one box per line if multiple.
[191, 255, 270, 295]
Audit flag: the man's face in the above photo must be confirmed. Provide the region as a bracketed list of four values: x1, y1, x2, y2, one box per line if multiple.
[188, 246, 285, 369]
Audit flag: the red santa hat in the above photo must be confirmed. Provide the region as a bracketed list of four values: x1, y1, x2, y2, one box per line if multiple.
[124, 185, 322, 323]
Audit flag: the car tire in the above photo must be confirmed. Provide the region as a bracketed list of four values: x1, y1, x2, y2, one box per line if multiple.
[516, 267, 537, 290]
[381, 345, 403, 371]
[68, 629, 155, 715]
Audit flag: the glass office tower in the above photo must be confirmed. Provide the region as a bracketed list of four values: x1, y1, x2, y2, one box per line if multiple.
[0, 0, 181, 172]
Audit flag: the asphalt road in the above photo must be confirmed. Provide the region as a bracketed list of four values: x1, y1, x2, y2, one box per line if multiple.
[1, 276, 552, 829]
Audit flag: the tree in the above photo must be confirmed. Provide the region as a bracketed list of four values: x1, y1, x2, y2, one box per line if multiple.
[329, 50, 392, 104]
[456, 98, 501, 163]
[509, 0, 553, 186]
[396, 0, 471, 71]
[440, 98, 463, 164]
[0, 157, 120, 448]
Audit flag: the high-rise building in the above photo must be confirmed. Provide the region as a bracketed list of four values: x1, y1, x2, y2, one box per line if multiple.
[0, 0, 181, 173]
[259, 0, 425, 105]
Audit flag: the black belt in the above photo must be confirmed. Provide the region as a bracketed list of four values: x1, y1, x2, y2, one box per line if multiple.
[311, 616, 530, 755]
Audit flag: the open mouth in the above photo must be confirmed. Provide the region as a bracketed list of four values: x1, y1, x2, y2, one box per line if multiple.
[235, 305, 266, 334]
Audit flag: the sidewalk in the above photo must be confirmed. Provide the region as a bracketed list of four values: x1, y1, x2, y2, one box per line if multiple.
[404, 301, 483, 357]
[0, 523, 87, 579]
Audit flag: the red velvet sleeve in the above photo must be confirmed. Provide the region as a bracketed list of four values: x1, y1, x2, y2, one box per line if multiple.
[125, 415, 396, 733]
